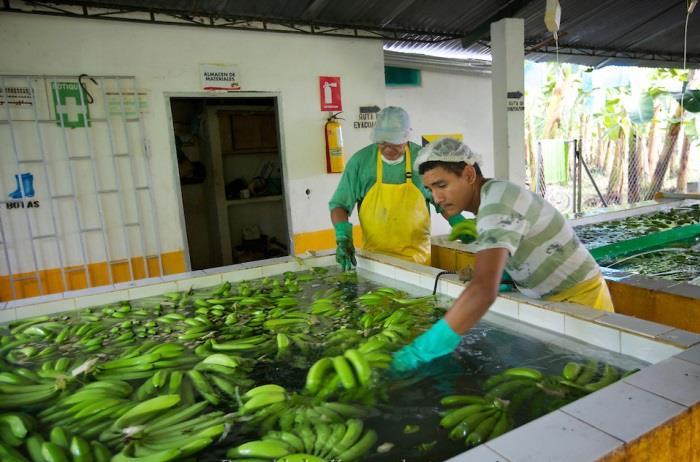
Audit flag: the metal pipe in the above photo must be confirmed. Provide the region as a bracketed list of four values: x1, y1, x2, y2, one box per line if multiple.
[1, 76, 44, 295]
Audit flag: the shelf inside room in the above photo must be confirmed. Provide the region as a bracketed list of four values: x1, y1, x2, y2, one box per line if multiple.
[226, 195, 283, 206]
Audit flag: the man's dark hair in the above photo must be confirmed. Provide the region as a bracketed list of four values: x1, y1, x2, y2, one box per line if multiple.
[418, 161, 482, 177]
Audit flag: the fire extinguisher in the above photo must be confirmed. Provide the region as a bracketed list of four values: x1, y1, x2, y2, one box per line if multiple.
[325, 112, 345, 173]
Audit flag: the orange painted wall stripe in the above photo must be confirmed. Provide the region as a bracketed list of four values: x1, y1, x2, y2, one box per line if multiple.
[0, 251, 186, 301]
[293, 226, 363, 254]
[4, 226, 358, 301]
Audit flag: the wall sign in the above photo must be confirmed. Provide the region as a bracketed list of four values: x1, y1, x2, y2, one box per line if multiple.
[0, 86, 33, 106]
[319, 76, 342, 111]
[507, 91, 524, 112]
[6, 172, 39, 209]
[353, 105, 380, 129]
[421, 134, 463, 146]
[106, 90, 150, 117]
[200, 64, 241, 91]
[51, 81, 90, 128]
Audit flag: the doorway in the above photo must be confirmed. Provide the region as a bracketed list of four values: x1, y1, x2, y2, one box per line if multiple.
[169, 96, 290, 270]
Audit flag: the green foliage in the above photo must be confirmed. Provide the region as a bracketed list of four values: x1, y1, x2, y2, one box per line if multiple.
[676, 89, 700, 113]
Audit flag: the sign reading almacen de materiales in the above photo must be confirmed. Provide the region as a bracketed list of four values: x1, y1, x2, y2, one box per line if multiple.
[200, 64, 241, 91]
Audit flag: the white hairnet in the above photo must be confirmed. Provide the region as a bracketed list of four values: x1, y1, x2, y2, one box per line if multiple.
[371, 106, 411, 144]
[414, 137, 482, 172]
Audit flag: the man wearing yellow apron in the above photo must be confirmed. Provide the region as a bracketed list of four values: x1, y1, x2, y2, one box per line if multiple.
[329, 107, 471, 269]
[392, 138, 614, 373]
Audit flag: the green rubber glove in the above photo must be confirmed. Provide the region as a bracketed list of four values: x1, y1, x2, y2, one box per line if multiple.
[390, 319, 462, 373]
[447, 214, 477, 244]
[334, 221, 357, 271]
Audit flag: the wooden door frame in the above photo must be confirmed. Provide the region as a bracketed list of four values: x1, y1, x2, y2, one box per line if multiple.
[164, 92, 293, 271]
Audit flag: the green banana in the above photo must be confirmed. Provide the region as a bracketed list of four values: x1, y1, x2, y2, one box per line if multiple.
[344, 349, 371, 386]
[142, 402, 208, 433]
[575, 360, 599, 385]
[111, 447, 181, 462]
[226, 440, 290, 459]
[485, 411, 510, 441]
[584, 364, 620, 391]
[305, 358, 334, 394]
[279, 454, 325, 462]
[201, 353, 239, 369]
[334, 418, 363, 455]
[114, 395, 181, 429]
[25, 434, 47, 462]
[263, 432, 304, 453]
[484, 378, 537, 400]
[69, 436, 93, 462]
[187, 370, 220, 405]
[41, 442, 70, 462]
[440, 404, 492, 429]
[332, 356, 357, 389]
[465, 412, 500, 446]
[49, 427, 71, 449]
[241, 392, 286, 414]
[319, 423, 346, 458]
[448, 408, 498, 440]
[295, 425, 315, 454]
[440, 395, 488, 407]
[336, 429, 377, 462]
[562, 362, 583, 381]
[502, 367, 543, 381]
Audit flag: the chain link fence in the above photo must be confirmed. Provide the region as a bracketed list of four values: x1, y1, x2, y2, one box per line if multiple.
[531, 131, 699, 215]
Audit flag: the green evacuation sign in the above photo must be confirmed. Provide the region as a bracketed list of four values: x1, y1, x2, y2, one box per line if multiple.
[51, 81, 90, 128]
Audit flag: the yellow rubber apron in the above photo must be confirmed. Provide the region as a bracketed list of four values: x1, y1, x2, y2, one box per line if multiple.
[358, 146, 431, 265]
[545, 274, 615, 312]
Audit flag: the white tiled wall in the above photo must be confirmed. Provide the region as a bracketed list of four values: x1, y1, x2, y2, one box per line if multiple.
[565, 316, 621, 352]
[519, 303, 566, 333]
[621, 332, 683, 363]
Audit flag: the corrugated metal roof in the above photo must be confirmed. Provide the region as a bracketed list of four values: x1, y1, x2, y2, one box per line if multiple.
[12, 0, 700, 68]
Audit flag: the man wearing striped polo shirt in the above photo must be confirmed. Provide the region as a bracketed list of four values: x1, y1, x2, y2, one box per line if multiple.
[391, 137, 613, 372]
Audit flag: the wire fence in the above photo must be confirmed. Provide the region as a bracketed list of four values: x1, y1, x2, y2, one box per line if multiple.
[531, 133, 699, 214]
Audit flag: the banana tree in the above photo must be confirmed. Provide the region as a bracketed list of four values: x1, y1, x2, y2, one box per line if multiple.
[644, 68, 697, 199]
[625, 86, 655, 202]
[600, 88, 629, 204]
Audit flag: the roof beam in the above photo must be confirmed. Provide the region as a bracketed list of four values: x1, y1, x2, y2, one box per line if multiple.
[525, 43, 700, 67]
[380, 0, 419, 27]
[461, 0, 537, 48]
[301, 0, 331, 21]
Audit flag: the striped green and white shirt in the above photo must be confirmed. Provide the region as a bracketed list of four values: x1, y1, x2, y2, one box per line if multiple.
[472, 180, 599, 299]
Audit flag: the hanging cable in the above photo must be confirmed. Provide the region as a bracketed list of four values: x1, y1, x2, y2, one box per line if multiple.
[680, 0, 698, 127]
[78, 74, 97, 104]
[432, 270, 456, 295]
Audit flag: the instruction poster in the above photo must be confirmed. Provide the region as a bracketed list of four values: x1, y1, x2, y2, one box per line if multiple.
[0, 86, 33, 106]
[106, 90, 150, 117]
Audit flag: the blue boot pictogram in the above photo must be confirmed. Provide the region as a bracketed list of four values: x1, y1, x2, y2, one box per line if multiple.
[8, 174, 22, 199]
[20, 173, 35, 198]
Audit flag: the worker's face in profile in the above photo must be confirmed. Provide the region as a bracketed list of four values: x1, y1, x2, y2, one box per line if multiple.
[378, 142, 406, 161]
[422, 165, 477, 214]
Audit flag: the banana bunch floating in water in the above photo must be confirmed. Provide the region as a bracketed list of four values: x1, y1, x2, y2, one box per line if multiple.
[304, 346, 393, 401]
[38, 379, 135, 439]
[439, 395, 511, 446]
[227, 418, 377, 462]
[237, 384, 371, 436]
[440, 361, 627, 447]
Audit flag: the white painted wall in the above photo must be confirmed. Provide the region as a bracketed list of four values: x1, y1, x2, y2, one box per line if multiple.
[0, 14, 385, 273]
[386, 68, 494, 235]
